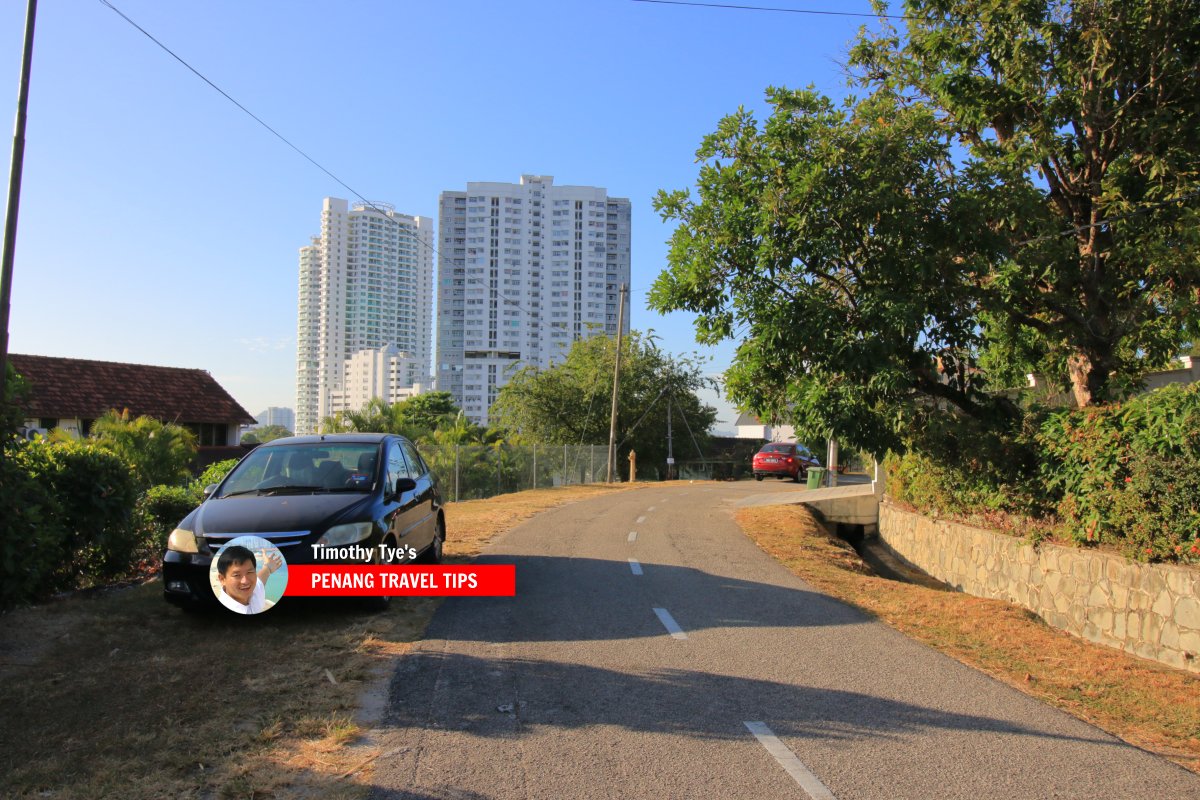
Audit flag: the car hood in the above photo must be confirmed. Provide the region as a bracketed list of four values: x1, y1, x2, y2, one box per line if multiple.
[194, 492, 372, 536]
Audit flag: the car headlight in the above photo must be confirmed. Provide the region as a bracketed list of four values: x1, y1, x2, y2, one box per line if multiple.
[319, 521, 374, 547]
[167, 528, 200, 553]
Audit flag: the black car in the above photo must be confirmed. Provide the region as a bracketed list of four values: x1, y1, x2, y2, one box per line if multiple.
[162, 433, 445, 610]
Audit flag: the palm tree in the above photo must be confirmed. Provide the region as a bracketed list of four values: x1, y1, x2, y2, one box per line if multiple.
[89, 409, 197, 488]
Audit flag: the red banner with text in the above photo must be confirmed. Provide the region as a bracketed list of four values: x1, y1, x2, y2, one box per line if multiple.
[284, 565, 515, 597]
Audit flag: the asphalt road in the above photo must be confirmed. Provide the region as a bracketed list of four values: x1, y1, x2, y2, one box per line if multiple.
[370, 481, 1200, 800]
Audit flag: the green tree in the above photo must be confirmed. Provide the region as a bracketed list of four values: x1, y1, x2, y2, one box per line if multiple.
[851, 0, 1200, 407]
[653, 87, 1006, 455]
[321, 392, 464, 439]
[652, 0, 1200, 459]
[321, 397, 416, 437]
[491, 331, 717, 478]
[393, 391, 460, 432]
[2, 363, 29, 439]
[241, 424, 292, 444]
[89, 409, 197, 489]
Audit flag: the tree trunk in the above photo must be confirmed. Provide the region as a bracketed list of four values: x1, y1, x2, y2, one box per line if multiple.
[1067, 352, 1093, 407]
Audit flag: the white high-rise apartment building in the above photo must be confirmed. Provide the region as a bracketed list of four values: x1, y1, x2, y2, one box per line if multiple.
[436, 175, 631, 425]
[296, 198, 434, 435]
[327, 344, 428, 417]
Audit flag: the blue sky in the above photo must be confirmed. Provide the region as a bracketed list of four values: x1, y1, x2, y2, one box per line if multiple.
[1, 0, 876, 433]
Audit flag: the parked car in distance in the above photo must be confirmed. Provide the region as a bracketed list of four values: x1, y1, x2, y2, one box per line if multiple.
[752, 442, 821, 482]
[162, 433, 444, 611]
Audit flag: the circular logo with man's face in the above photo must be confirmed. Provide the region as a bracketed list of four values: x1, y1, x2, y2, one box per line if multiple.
[208, 536, 288, 615]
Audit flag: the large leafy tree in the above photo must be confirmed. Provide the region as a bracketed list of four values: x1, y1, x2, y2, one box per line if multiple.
[652, 0, 1200, 457]
[391, 391, 460, 432]
[490, 331, 717, 477]
[852, 0, 1200, 407]
[653, 87, 1007, 454]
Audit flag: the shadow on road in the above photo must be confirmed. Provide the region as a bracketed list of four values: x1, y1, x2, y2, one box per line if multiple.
[380, 650, 1120, 751]
[433, 554, 869, 643]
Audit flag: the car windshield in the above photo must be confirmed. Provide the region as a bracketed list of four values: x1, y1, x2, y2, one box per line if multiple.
[761, 444, 792, 453]
[218, 443, 381, 497]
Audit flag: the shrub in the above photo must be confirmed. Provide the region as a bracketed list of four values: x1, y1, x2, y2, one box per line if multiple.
[0, 443, 70, 608]
[195, 458, 239, 497]
[1, 439, 144, 608]
[1039, 383, 1200, 558]
[1106, 453, 1200, 562]
[37, 439, 140, 580]
[886, 408, 1048, 524]
[137, 484, 200, 550]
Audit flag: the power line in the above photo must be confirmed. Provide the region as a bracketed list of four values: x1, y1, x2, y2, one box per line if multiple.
[631, 0, 916, 21]
[97, 0, 544, 325]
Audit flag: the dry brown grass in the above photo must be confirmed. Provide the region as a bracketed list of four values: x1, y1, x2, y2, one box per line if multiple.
[737, 504, 1200, 772]
[0, 483, 633, 800]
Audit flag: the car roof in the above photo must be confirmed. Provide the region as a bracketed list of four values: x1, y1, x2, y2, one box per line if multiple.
[259, 433, 395, 448]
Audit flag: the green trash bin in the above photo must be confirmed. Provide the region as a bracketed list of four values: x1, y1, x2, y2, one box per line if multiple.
[806, 467, 825, 489]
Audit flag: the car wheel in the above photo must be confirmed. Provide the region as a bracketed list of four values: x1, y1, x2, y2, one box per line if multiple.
[362, 538, 395, 612]
[754, 474, 763, 482]
[793, 470, 803, 483]
[420, 516, 445, 565]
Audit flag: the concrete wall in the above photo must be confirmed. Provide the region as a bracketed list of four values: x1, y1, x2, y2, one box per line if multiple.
[878, 502, 1200, 673]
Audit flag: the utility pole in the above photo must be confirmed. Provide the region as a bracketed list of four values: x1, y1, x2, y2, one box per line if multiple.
[605, 283, 626, 482]
[0, 0, 37, 422]
[666, 394, 674, 480]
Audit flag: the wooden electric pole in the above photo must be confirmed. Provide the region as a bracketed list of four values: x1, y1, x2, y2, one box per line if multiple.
[606, 284, 627, 482]
[0, 0, 37, 423]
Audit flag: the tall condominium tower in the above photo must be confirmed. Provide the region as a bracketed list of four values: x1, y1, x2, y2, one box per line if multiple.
[295, 198, 434, 435]
[436, 175, 631, 425]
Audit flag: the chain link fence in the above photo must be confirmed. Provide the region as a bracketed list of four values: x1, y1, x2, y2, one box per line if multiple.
[421, 444, 617, 502]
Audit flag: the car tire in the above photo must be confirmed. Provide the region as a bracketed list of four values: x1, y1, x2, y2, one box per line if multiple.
[754, 474, 763, 481]
[362, 537, 396, 613]
[420, 516, 445, 565]
[793, 471, 803, 483]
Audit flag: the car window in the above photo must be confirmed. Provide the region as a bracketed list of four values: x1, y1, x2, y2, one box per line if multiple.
[216, 443, 383, 496]
[399, 440, 426, 478]
[386, 442, 412, 490]
[762, 443, 790, 453]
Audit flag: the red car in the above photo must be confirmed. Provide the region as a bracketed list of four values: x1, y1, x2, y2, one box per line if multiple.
[752, 442, 820, 482]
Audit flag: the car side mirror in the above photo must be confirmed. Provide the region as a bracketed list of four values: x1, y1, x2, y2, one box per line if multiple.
[203, 483, 219, 499]
[393, 477, 417, 497]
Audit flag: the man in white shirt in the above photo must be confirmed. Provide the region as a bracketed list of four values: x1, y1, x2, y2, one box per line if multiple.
[216, 544, 282, 614]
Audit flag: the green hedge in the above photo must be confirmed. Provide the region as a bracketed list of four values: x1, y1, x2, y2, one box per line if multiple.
[888, 383, 1200, 563]
[1039, 383, 1200, 561]
[136, 484, 200, 551]
[1, 439, 140, 608]
[195, 458, 239, 495]
[0, 447, 68, 609]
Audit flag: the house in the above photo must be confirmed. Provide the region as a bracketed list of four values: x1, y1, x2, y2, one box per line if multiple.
[733, 411, 796, 442]
[10, 354, 255, 448]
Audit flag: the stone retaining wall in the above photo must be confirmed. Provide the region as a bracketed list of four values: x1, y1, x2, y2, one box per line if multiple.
[878, 502, 1200, 673]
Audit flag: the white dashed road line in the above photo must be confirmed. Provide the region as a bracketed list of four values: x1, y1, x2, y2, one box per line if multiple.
[647, 505, 656, 511]
[636, 515, 646, 523]
[628, 531, 637, 542]
[743, 722, 837, 800]
[652, 607, 687, 640]
[628, 558, 643, 575]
